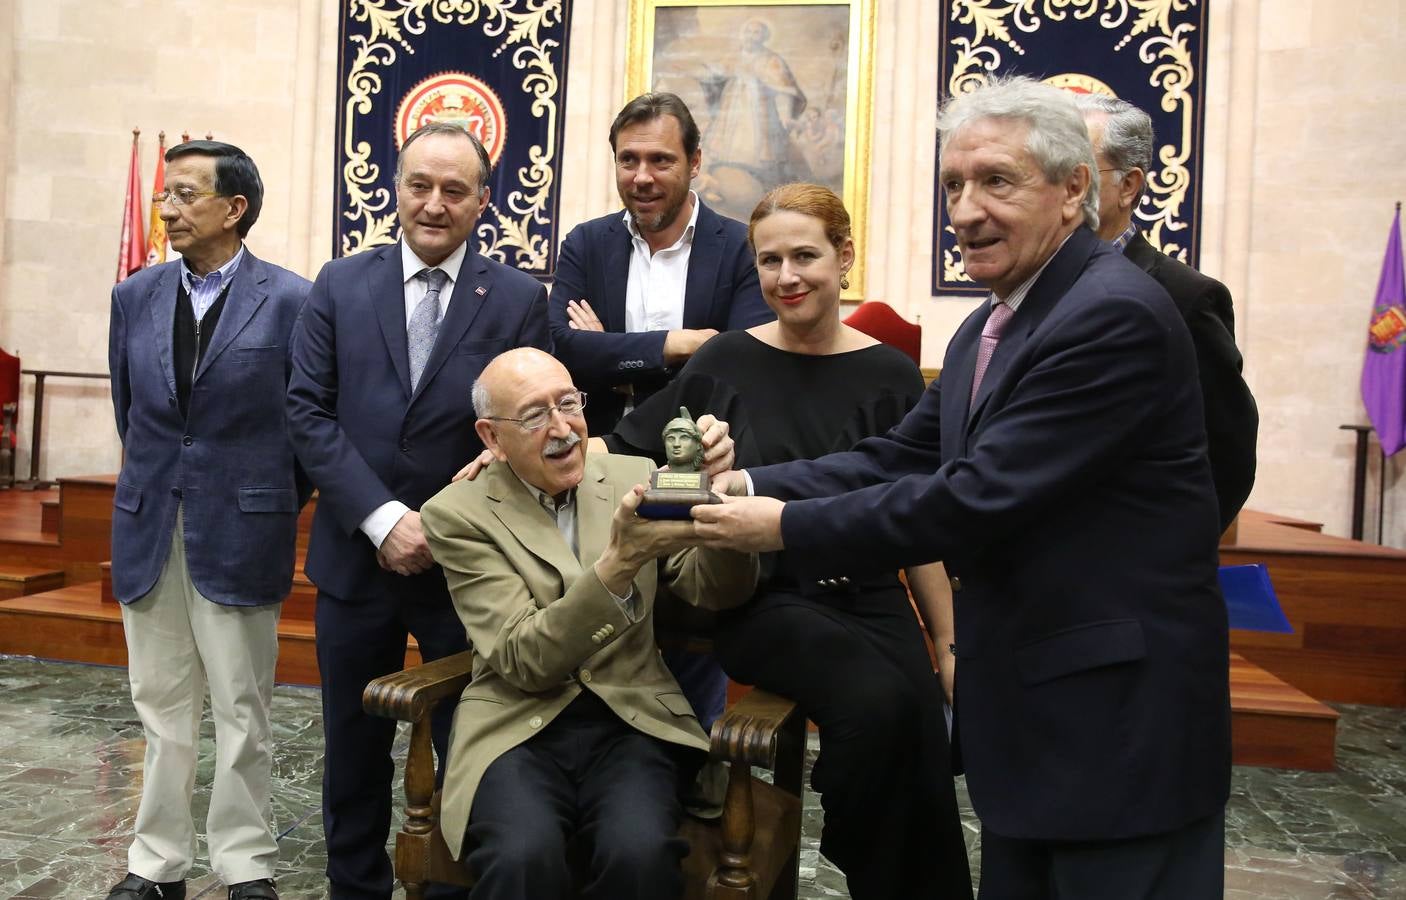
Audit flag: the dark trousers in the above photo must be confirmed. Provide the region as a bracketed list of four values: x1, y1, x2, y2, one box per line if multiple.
[977, 810, 1225, 900]
[315, 583, 470, 900]
[464, 691, 694, 900]
[716, 584, 973, 900]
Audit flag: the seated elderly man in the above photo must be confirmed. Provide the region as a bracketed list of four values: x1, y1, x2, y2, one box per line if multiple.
[419, 347, 758, 900]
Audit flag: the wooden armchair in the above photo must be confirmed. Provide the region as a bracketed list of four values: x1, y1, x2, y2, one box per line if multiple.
[363, 650, 806, 900]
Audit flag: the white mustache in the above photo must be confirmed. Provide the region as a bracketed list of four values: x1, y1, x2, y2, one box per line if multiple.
[543, 432, 581, 456]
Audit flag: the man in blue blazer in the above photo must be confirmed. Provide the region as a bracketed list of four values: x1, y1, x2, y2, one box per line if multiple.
[287, 124, 550, 899]
[107, 141, 309, 900]
[549, 92, 772, 437]
[695, 78, 1231, 898]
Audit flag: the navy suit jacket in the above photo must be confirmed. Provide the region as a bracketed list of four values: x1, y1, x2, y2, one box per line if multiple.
[1125, 232, 1258, 528]
[750, 227, 1231, 842]
[548, 201, 772, 432]
[287, 241, 550, 601]
[108, 251, 312, 606]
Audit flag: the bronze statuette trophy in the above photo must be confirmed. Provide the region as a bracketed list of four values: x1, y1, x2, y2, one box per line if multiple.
[638, 407, 722, 519]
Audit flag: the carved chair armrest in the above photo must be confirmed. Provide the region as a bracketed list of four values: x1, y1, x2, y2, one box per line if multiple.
[363, 649, 475, 723]
[708, 688, 805, 896]
[710, 687, 802, 773]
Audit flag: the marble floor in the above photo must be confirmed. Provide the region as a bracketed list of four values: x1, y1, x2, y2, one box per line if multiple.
[0, 656, 1403, 899]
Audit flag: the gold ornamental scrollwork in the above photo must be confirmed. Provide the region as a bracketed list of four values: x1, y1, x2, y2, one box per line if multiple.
[340, 0, 564, 269]
[941, 0, 1201, 285]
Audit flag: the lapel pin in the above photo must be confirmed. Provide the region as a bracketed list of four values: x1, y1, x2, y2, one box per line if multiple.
[475, 286, 487, 296]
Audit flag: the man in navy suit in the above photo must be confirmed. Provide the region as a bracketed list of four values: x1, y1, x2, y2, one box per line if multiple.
[1076, 93, 1258, 530]
[695, 77, 1231, 898]
[287, 124, 550, 899]
[549, 92, 772, 437]
[548, 92, 771, 731]
[107, 141, 309, 900]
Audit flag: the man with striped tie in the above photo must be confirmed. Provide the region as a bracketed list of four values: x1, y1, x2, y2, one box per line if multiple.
[287, 123, 550, 900]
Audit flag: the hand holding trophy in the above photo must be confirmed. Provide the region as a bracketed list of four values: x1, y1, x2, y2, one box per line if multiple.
[638, 407, 723, 519]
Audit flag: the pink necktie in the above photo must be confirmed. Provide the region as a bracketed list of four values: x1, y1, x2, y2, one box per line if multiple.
[969, 301, 1014, 408]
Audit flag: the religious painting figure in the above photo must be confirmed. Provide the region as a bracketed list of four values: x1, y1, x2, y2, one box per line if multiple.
[698, 19, 812, 219]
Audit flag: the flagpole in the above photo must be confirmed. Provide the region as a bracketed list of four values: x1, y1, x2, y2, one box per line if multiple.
[115, 128, 145, 283]
[1393, 203, 1402, 544]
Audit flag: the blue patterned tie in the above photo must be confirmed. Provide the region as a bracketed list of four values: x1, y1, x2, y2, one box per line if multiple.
[408, 268, 449, 391]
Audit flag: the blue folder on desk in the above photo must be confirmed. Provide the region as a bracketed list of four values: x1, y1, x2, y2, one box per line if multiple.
[1218, 563, 1294, 633]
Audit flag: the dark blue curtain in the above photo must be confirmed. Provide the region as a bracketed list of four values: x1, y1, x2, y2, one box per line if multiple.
[335, 1, 573, 281]
[933, 1, 1209, 295]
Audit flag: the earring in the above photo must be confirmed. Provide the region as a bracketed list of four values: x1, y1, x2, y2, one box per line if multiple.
[840, 274, 850, 290]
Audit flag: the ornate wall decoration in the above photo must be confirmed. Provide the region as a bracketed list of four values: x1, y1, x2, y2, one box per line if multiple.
[933, 0, 1208, 294]
[335, 0, 573, 279]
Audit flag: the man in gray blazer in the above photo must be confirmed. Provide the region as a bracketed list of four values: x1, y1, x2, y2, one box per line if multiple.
[106, 141, 310, 900]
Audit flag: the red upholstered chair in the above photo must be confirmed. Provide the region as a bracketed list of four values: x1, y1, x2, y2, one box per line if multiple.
[843, 301, 922, 365]
[0, 347, 19, 487]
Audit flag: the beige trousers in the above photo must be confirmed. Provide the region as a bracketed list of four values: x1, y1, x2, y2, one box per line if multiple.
[120, 508, 281, 884]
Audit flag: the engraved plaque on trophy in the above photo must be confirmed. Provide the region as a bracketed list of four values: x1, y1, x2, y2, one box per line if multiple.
[638, 407, 722, 520]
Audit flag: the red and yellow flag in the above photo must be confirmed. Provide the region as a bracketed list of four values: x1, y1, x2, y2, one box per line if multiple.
[145, 131, 167, 267]
[115, 128, 145, 284]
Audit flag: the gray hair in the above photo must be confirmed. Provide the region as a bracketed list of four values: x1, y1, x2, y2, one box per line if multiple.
[937, 75, 1099, 230]
[395, 122, 493, 191]
[471, 376, 494, 419]
[1074, 93, 1153, 204]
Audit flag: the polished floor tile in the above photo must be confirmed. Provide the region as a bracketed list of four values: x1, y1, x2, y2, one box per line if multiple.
[0, 655, 1403, 898]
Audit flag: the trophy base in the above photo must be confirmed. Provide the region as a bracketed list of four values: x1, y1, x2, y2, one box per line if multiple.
[637, 488, 721, 520]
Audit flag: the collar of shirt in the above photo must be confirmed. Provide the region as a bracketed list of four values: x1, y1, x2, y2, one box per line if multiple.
[182, 244, 245, 319]
[622, 189, 701, 251]
[509, 465, 579, 558]
[400, 239, 466, 325]
[623, 191, 700, 335]
[989, 231, 1076, 312]
[1111, 223, 1139, 253]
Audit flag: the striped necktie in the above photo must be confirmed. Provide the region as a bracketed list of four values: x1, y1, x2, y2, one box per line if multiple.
[969, 301, 1014, 409]
[408, 267, 449, 391]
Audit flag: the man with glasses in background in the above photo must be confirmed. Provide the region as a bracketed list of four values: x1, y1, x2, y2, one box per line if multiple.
[106, 140, 311, 900]
[1075, 93, 1258, 529]
[287, 123, 549, 899]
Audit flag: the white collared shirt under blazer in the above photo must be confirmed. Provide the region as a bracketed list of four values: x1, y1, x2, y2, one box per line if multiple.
[419, 453, 758, 860]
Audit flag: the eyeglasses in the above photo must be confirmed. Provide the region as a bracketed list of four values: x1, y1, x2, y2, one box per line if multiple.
[155, 187, 221, 207]
[486, 391, 587, 431]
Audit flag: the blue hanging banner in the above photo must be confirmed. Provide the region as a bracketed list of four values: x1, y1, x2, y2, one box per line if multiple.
[933, 0, 1209, 295]
[335, 0, 573, 280]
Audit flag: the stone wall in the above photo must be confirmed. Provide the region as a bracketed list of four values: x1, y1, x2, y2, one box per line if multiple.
[3, 0, 1405, 542]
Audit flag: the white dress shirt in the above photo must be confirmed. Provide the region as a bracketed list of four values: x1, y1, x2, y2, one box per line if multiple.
[623, 191, 701, 334]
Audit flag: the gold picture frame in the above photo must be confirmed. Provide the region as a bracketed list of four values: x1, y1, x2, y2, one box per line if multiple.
[626, 0, 875, 299]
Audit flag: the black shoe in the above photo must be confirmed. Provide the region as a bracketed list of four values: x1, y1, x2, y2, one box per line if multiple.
[104, 873, 186, 900]
[228, 879, 278, 900]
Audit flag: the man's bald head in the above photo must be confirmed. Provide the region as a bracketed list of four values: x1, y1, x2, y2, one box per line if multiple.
[472, 349, 589, 496]
[472, 348, 566, 418]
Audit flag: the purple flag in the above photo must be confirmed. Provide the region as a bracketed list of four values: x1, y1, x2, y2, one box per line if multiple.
[1362, 206, 1406, 456]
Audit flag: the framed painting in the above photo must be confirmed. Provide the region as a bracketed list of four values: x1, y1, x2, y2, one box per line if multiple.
[626, 0, 875, 298]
